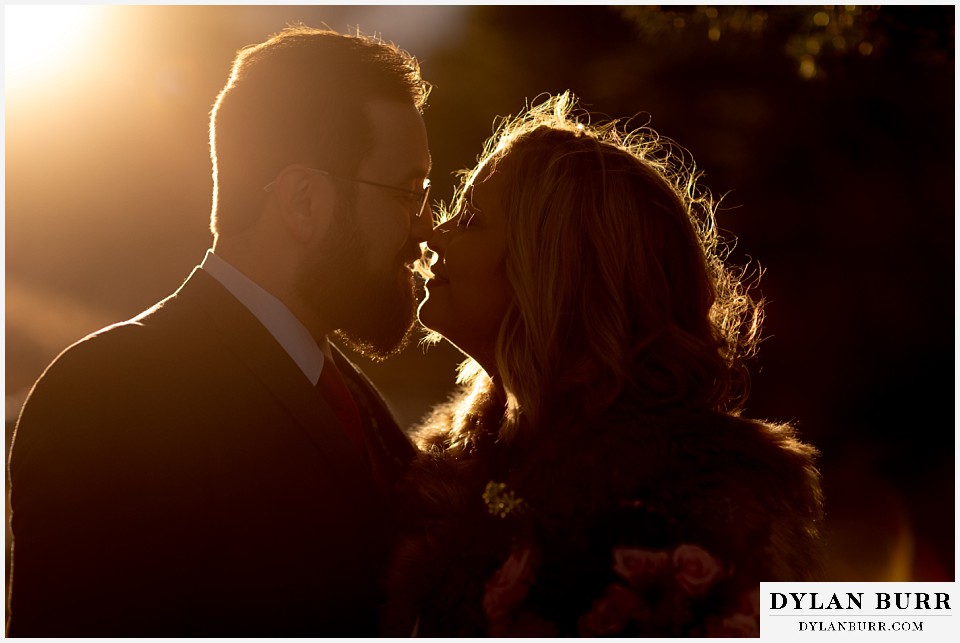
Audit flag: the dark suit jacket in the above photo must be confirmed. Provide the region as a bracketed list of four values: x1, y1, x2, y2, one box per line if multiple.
[7, 267, 416, 637]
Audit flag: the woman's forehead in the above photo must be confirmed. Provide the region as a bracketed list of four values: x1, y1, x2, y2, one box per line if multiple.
[469, 154, 509, 191]
[465, 162, 506, 206]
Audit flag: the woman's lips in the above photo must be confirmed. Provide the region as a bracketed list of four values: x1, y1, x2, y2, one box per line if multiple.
[427, 269, 450, 286]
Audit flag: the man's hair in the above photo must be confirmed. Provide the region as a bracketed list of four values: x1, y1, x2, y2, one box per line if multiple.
[209, 25, 430, 236]
[427, 92, 762, 440]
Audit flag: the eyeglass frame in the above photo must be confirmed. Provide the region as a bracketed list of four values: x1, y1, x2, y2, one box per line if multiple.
[263, 167, 431, 218]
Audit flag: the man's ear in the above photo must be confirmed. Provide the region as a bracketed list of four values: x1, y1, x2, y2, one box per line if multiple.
[272, 166, 335, 243]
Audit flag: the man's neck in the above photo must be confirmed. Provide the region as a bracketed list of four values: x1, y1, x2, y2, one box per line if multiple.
[211, 239, 332, 343]
[201, 248, 329, 384]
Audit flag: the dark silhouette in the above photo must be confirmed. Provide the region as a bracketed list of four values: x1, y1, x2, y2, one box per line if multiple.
[383, 93, 824, 637]
[7, 26, 432, 636]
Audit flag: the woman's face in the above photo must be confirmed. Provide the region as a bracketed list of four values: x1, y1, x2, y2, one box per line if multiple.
[417, 161, 513, 368]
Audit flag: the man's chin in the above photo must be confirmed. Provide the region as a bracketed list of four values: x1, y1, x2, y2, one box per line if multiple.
[334, 273, 418, 362]
[334, 319, 415, 363]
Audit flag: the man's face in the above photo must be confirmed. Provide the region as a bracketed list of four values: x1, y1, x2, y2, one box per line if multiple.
[298, 100, 432, 360]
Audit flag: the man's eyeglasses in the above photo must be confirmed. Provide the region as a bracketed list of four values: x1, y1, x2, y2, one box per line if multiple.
[264, 168, 431, 218]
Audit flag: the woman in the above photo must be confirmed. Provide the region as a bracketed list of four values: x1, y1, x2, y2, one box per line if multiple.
[383, 93, 823, 637]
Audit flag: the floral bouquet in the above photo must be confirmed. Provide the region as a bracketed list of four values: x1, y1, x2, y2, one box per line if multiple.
[480, 481, 761, 637]
[483, 542, 760, 637]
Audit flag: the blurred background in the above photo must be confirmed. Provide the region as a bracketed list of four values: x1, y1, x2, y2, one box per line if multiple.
[4, 4, 954, 587]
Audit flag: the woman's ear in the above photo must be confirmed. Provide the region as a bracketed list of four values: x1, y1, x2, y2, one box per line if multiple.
[272, 166, 335, 243]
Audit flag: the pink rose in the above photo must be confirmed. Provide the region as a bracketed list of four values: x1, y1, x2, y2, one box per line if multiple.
[672, 544, 725, 596]
[577, 583, 644, 637]
[705, 613, 760, 638]
[612, 547, 670, 585]
[483, 547, 536, 623]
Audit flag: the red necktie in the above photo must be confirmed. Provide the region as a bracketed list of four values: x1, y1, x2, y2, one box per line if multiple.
[316, 359, 367, 458]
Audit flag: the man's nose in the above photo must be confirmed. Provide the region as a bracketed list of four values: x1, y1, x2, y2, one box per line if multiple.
[410, 208, 433, 244]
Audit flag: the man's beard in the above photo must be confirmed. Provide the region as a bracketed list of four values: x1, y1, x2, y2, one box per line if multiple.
[332, 265, 417, 362]
[295, 203, 419, 362]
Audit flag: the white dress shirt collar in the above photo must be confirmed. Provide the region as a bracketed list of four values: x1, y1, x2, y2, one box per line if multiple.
[200, 249, 325, 385]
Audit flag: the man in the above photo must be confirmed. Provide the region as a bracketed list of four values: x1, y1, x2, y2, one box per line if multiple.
[7, 26, 431, 636]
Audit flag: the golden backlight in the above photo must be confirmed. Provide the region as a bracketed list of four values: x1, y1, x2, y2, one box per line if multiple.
[4, 5, 106, 87]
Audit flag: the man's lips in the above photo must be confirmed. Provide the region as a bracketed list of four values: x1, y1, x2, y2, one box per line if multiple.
[401, 248, 425, 267]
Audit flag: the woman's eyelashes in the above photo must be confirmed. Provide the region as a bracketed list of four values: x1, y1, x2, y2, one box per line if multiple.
[457, 204, 480, 228]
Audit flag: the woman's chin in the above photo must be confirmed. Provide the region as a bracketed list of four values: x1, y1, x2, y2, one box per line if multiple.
[416, 296, 443, 335]
[418, 300, 471, 355]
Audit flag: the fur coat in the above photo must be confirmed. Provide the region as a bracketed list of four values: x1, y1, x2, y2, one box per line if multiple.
[382, 391, 823, 637]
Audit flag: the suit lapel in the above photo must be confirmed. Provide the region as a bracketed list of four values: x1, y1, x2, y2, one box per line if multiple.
[170, 268, 372, 491]
[332, 346, 416, 489]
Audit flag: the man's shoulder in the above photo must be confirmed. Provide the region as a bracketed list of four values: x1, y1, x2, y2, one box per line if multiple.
[11, 278, 245, 459]
[43, 299, 185, 372]
[43, 268, 238, 369]
[20, 274, 226, 406]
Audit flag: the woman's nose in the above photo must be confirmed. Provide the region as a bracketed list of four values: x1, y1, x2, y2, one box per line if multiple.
[425, 219, 453, 253]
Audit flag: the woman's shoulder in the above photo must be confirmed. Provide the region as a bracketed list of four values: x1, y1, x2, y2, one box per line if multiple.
[409, 394, 462, 452]
[523, 401, 824, 581]
[580, 402, 819, 489]
[588, 402, 822, 523]
[406, 393, 821, 512]
[408, 385, 510, 462]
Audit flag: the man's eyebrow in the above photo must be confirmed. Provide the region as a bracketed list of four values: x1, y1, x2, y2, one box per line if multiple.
[397, 155, 432, 184]
[394, 171, 429, 189]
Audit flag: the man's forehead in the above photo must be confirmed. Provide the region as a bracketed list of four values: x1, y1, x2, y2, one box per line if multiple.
[360, 99, 431, 179]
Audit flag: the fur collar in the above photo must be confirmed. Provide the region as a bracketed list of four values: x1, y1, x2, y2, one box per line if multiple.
[383, 392, 823, 636]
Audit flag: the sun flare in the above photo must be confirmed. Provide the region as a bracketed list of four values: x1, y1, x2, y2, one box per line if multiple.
[4, 5, 106, 86]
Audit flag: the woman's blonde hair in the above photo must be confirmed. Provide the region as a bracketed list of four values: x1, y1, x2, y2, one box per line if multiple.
[426, 92, 762, 443]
